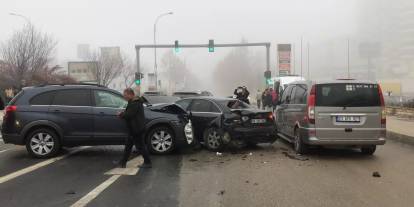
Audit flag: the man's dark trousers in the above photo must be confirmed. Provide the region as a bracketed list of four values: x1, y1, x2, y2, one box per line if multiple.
[121, 130, 151, 165]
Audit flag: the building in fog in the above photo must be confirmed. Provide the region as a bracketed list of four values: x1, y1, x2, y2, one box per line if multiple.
[68, 61, 98, 83]
[77, 44, 91, 60]
[357, 0, 414, 82]
[100, 46, 121, 60]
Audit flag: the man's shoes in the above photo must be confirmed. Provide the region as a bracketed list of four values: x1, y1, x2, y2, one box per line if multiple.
[138, 163, 152, 169]
[117, 161, 127, 168]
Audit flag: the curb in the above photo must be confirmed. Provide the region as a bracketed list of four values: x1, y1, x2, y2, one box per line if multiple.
[387, 131, 414, 146]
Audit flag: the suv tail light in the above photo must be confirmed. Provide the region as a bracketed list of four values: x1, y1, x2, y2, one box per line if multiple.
[306, 85, 316, 124]
[5, 105, 17, 113]
[3, 105, 17, 120]
[378, 85, 386, 126]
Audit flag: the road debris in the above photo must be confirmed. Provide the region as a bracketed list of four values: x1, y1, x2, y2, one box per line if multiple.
[65, 190, 76, 195]
[372, 171, 381, 177]
[249, 152, 253, 156]
[189, 158, 198, 162]
[245, 180, 250, 183]
[282, 151, 309, 161]
[218, 190, 226, 195]
[216, 152, 223, 156]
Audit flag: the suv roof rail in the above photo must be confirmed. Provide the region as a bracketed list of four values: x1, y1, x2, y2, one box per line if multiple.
[35, 83, 107, 88]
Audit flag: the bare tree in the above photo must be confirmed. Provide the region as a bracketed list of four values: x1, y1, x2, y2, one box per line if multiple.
[89, 50, 127, 87]
[120, 57, 135, 89]
[0, 23, 57, 89]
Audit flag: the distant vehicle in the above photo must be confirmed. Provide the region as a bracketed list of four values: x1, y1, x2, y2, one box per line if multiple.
[275, 79, 386, 155]
[143, 91, 163, 96]
[173, 91, 213, 99]
[1, 84, 193, 158]
[175, 97, 277, 150]
[269, 75, 305, 94]
[142, 95, 180, 105]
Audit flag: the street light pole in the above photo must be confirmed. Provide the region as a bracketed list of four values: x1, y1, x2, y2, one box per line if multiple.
[153, 11, 173, 91]
[9, 12, 31, 25]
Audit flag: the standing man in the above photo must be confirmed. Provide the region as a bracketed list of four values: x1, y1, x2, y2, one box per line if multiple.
[118, 88, 152, 168]
[256, 89, 262, 109]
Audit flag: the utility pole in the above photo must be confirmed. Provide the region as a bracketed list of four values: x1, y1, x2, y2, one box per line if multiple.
[347, 38, 350, 78]
[307, 42, 310, 79]
[292, 44, 295, 75]
[153, 11, 173, 91]
[300, 36, 303, 77]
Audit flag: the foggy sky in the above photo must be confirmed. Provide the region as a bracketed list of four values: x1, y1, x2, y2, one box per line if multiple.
[1, 0, 358, 61]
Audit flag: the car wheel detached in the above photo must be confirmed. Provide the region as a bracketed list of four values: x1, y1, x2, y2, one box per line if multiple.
[293, 129, 308, 154]
[147, 127, 175, 154]
[203, 128, 223, 151]
[25, 128, 61, 158]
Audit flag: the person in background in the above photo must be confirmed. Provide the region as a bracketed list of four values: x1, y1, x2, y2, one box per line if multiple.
[256, 89, 262, 109]
[265, 89, 273, 111]
[271, 88, 279, 112]
[118, 88, 152, 169]
[261, 88, 268, 110]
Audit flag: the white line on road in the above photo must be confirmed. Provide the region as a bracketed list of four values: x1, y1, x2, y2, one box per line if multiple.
[0, 149, 9, 154]
[70, 174, 122, 207]
[71, 156, 143, 207]
[0, 147, 90, 184]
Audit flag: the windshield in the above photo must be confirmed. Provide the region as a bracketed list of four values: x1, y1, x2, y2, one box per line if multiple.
[316, 83, 380, 107]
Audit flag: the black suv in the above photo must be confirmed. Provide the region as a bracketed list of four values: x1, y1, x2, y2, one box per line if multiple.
[1, 84, 193, 158]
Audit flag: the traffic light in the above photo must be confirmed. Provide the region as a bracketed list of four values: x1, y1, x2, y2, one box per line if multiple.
[208, 39, 214, 52]
[174, 40, 180, 53]
[135, 72, 143, 85]
[264, 70, 272, 85]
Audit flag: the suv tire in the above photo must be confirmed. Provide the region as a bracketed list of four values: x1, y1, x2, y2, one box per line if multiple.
[26, 128, 61, 158]
[147, 126, 175, 155]
[203, 128, 223, 151]
[361, 145, 376, 155]
[293, 129, 308, 154]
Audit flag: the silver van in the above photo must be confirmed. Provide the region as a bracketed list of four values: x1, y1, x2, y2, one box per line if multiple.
[275, 80, 386, 155]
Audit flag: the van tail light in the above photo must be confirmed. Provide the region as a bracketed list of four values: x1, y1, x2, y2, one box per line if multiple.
[378, 85, 386, 126]
[305, 85, 316, 124]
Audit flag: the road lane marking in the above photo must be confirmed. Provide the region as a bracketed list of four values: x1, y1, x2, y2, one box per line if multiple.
[105, 156, 143, 176]
[71, 156, 143, 207]
[0, 147, 90, 184]
[70, 174, 122, 207]
[0, 149, 9, 154]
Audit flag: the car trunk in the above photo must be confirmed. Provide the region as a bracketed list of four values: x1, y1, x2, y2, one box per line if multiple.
[314, 83, 382, 140]
[232, 109, 274, 127]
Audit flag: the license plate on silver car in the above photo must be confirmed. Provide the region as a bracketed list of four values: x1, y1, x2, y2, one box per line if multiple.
[251, 119, 266, 124]
[336, 116, 360, 122]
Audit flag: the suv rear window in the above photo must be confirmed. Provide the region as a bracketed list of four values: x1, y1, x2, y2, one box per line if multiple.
[53, 89, 92, 106]
[30, 91, 56, 105]
[316, 83, 380, 107]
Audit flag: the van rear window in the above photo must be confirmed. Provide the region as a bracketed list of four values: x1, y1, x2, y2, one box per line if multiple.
[316, 83, 380, 107]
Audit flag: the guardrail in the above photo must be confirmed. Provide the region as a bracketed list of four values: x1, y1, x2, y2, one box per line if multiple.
[386, 106, 414, 118]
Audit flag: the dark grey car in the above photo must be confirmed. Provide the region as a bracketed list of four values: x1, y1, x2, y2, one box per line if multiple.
[1, 84, 193, 158]
[275, 80, 386, 155]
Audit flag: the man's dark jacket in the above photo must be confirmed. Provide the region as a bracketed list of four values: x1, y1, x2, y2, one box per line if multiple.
[120, 97, 145, 135]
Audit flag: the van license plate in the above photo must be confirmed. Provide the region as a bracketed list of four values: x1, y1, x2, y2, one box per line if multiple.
[251, 119, 266, 124]
[336, 116, 360, 122]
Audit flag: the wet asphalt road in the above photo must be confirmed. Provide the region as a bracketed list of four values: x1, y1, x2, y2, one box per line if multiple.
[0, 139, 414, 207]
